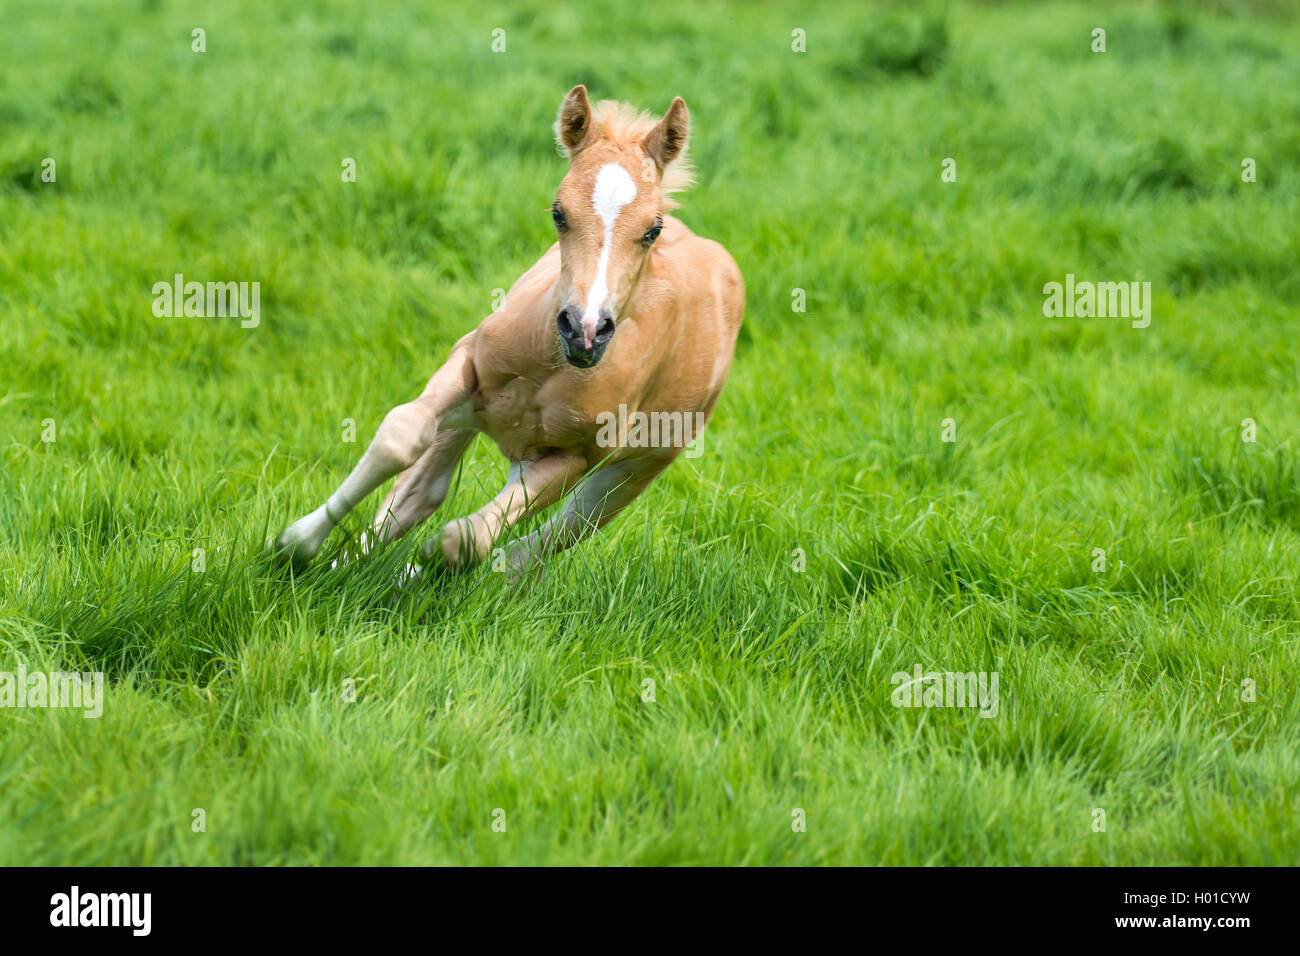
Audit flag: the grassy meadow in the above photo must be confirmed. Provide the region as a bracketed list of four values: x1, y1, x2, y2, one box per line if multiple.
[1, 0, 1299, 865]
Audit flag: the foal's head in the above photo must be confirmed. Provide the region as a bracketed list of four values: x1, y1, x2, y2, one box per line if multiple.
[550, 85, 692, 368]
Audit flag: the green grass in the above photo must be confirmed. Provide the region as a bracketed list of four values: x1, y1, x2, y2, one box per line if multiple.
[2, 0, 1299, 865]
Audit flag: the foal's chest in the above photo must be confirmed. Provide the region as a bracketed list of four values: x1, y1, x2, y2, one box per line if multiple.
[475, 373, 596, 461]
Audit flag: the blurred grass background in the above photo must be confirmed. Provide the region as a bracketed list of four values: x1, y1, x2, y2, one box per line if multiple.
[0, 0, 1298, 864]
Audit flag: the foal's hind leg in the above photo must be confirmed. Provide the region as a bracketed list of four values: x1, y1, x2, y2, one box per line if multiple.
[370, 429, 475, 547]
[272, 338, 476, 564]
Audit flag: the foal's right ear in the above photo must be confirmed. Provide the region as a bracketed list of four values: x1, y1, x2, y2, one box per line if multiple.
[555, 85, 595, 154]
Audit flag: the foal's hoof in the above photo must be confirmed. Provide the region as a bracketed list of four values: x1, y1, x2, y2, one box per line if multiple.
[503, 555, 545, 591]
[266, 531, 314, 569]
[416, 539, 457, 582]
[395, 562, 425, 588]
[268, 508, 333, 568]
[418, 536, 453, 568]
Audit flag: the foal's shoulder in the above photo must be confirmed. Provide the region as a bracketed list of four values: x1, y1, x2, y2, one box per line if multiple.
[662, 225, 742, 287]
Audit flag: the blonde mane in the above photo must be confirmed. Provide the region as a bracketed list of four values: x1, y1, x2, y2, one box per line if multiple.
[557, 99, 696, 209]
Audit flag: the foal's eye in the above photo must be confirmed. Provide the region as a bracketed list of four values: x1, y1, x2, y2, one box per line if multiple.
[551, 202, 567, 231]
[643, 217, 663, 246]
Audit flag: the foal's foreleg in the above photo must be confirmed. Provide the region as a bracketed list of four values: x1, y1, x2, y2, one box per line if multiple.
[432, 451, 588, 568]
[272, 340, 476, 564]
[501, 459, 665, 574]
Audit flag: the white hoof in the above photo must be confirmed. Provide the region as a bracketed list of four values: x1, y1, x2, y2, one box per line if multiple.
[270, 506, 335, 564]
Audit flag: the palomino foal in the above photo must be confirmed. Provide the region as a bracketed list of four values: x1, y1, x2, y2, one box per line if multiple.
[273, 86, 744, 575]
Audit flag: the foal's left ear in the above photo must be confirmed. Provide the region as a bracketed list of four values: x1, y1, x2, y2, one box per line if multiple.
[644, 96, 690, 172]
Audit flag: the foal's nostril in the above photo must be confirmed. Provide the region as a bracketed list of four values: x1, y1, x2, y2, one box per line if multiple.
[594, 313, 615, 344]
[556, 306, 582, 341]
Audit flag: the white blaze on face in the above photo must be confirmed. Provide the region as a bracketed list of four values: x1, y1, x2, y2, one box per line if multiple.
[581, 162, 638, 347]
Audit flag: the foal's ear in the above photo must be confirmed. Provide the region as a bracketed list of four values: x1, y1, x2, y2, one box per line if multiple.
[555, 85, 595, 154]
[644, 96, 690, 172]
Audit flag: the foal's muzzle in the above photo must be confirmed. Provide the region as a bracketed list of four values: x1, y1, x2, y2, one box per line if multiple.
[557, 305, 615, 368]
